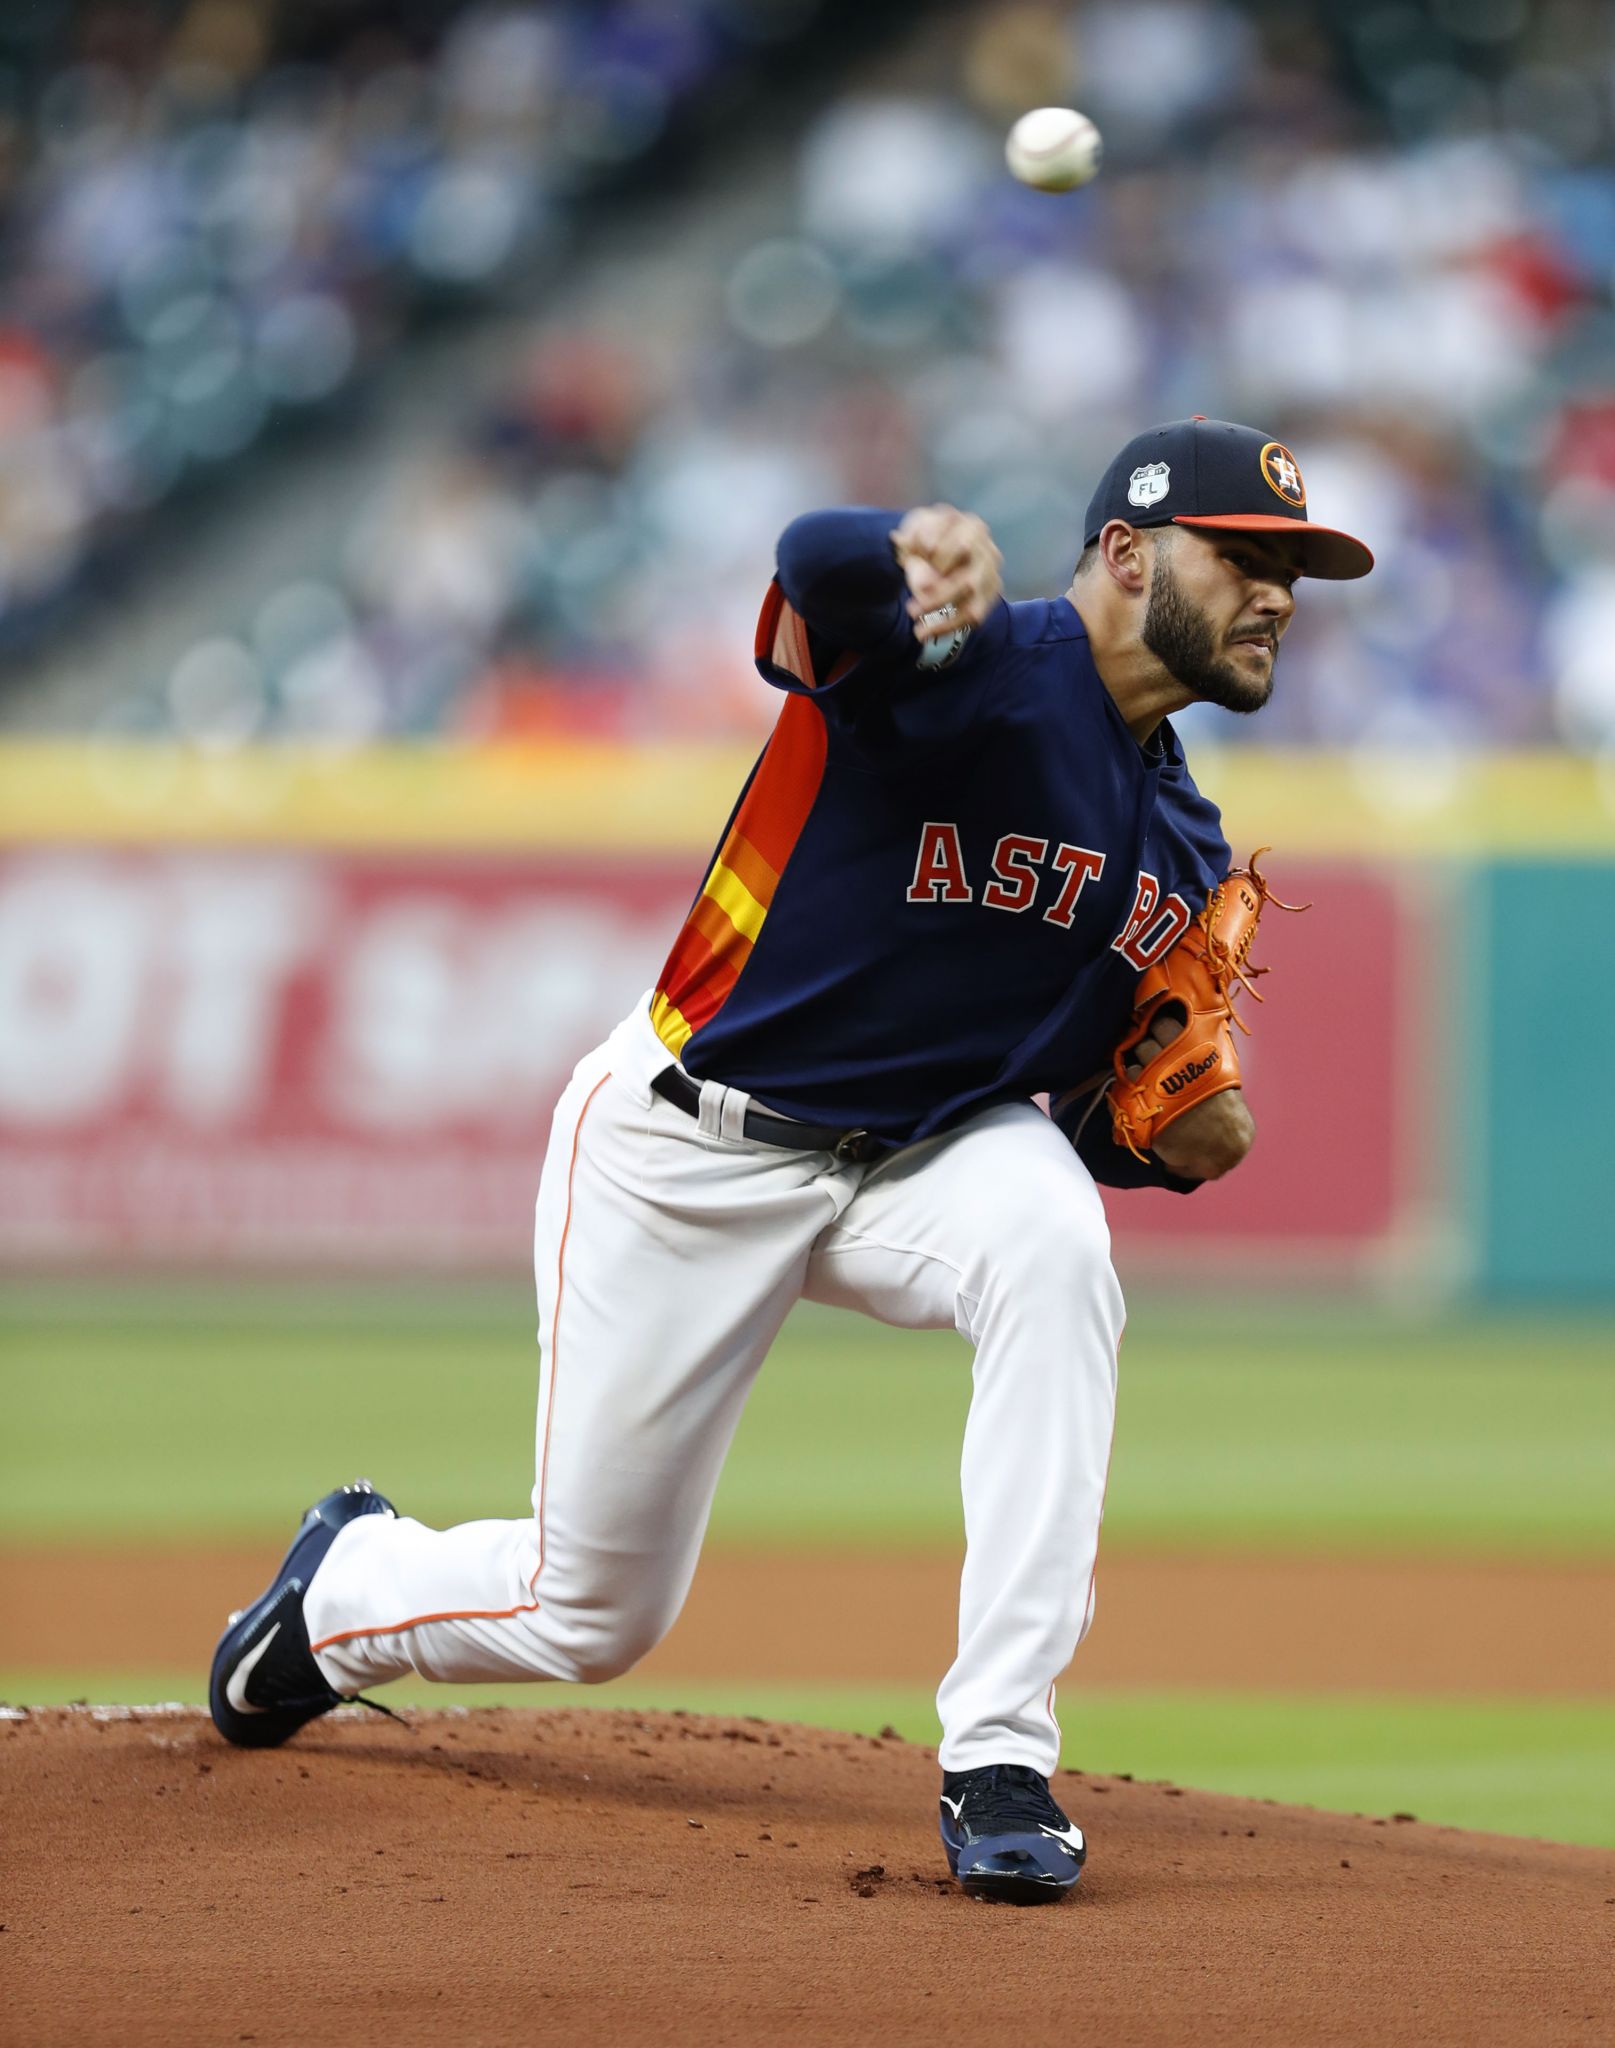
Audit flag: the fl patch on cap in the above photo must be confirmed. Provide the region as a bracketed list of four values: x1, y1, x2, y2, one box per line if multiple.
[1083, 417, 1373, 580]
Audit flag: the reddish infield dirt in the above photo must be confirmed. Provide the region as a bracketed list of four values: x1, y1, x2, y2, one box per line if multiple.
[4, 1545, 1615, 1696]
[3, 1706, 1612, 2048]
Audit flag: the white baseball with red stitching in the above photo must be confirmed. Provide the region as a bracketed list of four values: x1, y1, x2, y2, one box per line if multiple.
[1005, 107, 1103, 193]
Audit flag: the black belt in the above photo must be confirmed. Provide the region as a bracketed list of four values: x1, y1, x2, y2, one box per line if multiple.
[651, 1067, 880, 1163]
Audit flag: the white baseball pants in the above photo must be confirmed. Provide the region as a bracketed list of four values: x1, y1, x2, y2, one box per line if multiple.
[304, 1000, 1124, 1775]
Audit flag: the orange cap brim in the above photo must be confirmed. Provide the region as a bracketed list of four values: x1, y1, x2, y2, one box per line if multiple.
[1171, 514, 1374, 581]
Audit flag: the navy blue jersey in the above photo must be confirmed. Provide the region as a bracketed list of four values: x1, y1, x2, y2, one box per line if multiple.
[650, 508, 1232, 1182]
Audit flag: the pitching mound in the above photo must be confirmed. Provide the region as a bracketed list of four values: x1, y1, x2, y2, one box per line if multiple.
[3, 1707, 1611, 2048]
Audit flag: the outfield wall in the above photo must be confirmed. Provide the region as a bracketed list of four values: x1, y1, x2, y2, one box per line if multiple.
[1, 741, 1609, 1299]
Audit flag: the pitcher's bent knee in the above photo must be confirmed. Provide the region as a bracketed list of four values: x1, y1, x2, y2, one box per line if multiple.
[564, 1634, 652, 1686]
[534, 1594, 680, 1686]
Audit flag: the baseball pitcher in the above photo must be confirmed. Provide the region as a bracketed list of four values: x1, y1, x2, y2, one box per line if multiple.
[210, 418, 1373, 1903]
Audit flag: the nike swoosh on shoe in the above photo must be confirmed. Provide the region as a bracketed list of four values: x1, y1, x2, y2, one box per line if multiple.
[1039, 1821, 1086, 1856]
[224, 1623, 281, 1715]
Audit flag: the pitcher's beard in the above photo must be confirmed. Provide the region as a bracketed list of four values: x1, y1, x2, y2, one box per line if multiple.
[1142, 551, 1275, 714]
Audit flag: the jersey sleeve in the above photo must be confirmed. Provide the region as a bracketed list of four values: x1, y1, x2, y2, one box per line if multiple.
[761, 507, 911, 690]
[756, 507, 1008, 748]
[1051, 1084, 1205, 1195]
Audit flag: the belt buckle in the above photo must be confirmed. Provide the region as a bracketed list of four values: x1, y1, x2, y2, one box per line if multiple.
[833, 1128, 871, 1163]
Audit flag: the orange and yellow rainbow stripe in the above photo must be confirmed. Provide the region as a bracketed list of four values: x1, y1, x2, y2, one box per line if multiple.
[650, 586, 833, 1055]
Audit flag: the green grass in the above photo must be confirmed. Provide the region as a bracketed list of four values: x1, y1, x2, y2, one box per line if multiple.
[5, 1674, 1609, 1849]
[3, 1284, 1613, 1555]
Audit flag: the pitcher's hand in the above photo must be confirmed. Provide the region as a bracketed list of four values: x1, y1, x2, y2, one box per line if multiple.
[890, 506, 1003, 642]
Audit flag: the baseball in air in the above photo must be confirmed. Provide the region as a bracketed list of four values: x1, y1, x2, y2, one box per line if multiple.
[1005, 106, 1103, 192]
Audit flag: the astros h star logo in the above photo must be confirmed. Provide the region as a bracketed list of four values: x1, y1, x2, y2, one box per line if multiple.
[1259, 441, 1306, 507]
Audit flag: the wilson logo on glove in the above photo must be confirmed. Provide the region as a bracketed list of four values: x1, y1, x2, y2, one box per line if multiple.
[1160, 1051, 1219, 1097]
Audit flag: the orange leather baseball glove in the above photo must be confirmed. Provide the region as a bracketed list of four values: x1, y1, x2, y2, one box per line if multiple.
[1107, 850, 1305, 1161]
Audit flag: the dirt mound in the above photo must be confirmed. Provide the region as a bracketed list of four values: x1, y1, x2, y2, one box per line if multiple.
[3, 1706, 1611, 2048]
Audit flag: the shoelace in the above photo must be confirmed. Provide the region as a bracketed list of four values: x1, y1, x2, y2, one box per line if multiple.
[950, 1763, 1067, 1834]
[353, 1693, 410, 1729]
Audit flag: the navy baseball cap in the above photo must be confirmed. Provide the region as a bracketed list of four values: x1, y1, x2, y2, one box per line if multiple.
[1083, 417, 1373, 580]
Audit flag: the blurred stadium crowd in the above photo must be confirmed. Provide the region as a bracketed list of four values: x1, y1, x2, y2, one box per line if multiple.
[4, 0, 1615, 750]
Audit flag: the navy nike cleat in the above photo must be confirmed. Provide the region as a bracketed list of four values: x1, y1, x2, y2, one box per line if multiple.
[939, 1762, 1086, 1904]
[210, 1480, 397, 1749]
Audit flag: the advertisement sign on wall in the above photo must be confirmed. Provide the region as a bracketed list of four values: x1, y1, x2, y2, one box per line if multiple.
[0, 850, 692, 1266]
[0, 848, 1435, 1276]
